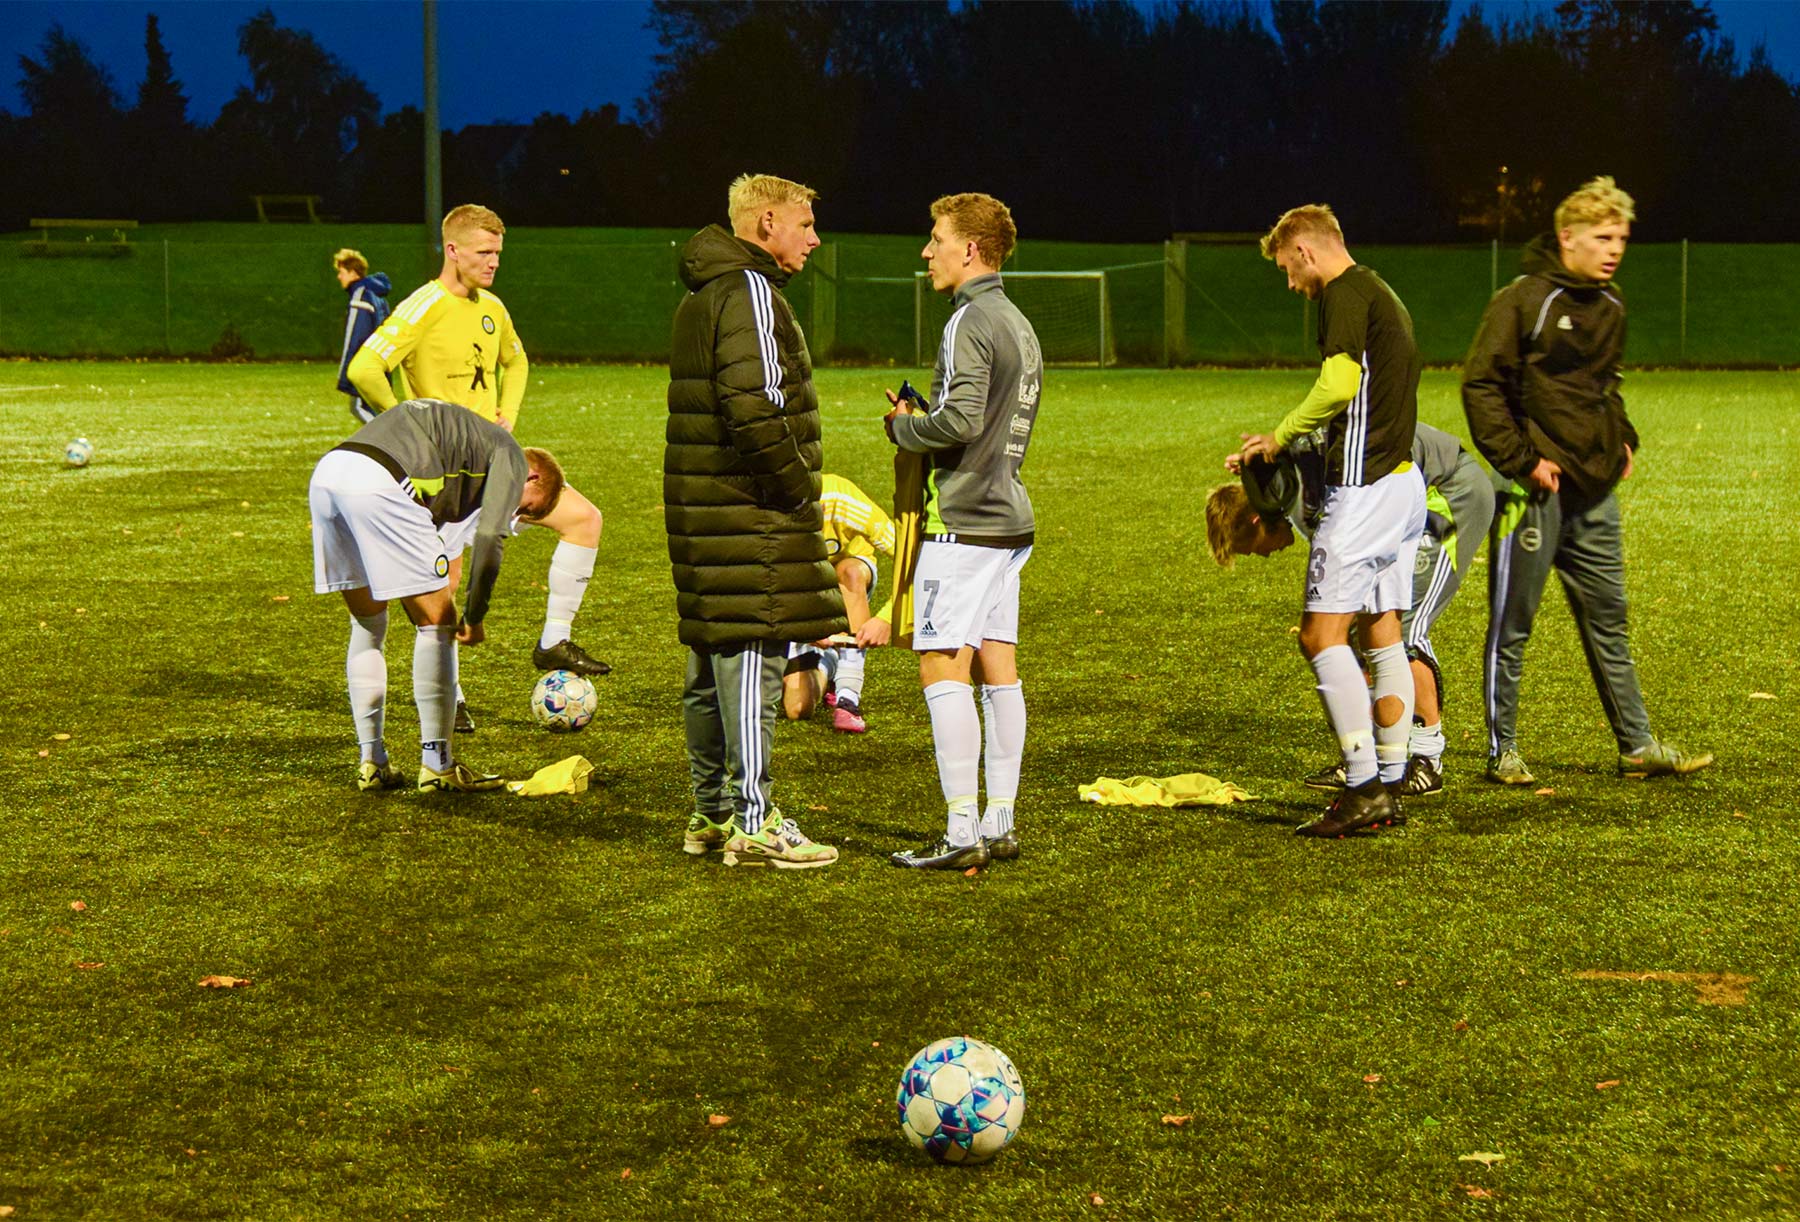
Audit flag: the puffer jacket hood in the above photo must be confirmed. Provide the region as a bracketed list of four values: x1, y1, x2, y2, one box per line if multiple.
[680, 225, 790, 293]
[1520, 233, 1601, 289]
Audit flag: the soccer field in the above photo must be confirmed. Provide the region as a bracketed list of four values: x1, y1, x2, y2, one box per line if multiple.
[2, 362, 1795, 1219]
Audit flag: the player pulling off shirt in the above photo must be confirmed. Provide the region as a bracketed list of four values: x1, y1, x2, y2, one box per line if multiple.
[885, 194, 1042, 871]
[1241, 204, 1427, 839]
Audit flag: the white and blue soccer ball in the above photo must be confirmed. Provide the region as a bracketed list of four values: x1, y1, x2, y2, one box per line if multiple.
[896, 1036, 1026, 1164]
[531, 669, 597, 732]
[64, 437, 94, 467]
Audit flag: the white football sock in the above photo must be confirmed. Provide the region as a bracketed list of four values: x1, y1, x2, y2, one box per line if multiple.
[1310, 645, 1377, 787]
[347, 611, 388, 765]
[1409, 720, 1446, 762]
[1367, 642, 1416, 784]
[834, 647, 865, 705]
[979, 682, 1025, 837]
[540, 541, 596, 650]
[924, 680, 981, 845]
[414, 624, 457, 771]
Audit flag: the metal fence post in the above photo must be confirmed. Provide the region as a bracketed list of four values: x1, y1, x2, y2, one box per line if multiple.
[1491, 238, 1498, 297]
[1680, 238, 1689, 364]
[810, 243, 837, 364]
[1162, 238, 1188, 367]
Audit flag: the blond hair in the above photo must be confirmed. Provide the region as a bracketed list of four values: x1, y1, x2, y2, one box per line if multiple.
[1555, 176, 1635, 232]
[727, 173, 818, 231]
[521, 446, 565, 520]
[442, 204, 506, 244]
[930, 193, 1018, 268]
[1259, 204, 1344, 259]
[1204, 484, 1262, 568]
[332, 248, 368, 277]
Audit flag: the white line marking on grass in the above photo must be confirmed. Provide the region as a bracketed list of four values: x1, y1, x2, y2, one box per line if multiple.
[0, 385, 65, 394]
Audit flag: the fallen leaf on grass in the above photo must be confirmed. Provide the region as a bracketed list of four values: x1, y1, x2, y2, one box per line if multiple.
[620, 1168, 632, 1180]
[1160, 1114, 1192, 1126]
[185, 1148, 196, 1157]
[1363, 1074, 1384, 1085]
[1458, 1152, 1505, 1166]
[1749, 692, 1776, 700]
[807, 804, 829, 812]
[70, 901, 87, 912]
[1732, 811, 1748, 819]
[1596, 1079, 1621, 1090]
[1453, 1019, 1470, 1032]
[1458, 1183, 1495, 1199]
[1574, 969, 1757, 1006]
[442, 1065, 466, 1074]
[52, 733, 71, 742]
[1088, 1194, 1105, 1206]
[76, 961, 104, 970]
[707, 1114, 730, 1127]
[1534, 787, 1555, 796]
[963, 866, 981, 877]
[197, 975, 252, 989]
[1, 1204, 15, 1216]
[36, 750, 48, 758]
[272, 595, 290, 603]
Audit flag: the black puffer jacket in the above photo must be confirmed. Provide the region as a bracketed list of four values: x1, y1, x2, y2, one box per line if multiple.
[1461, 233, 1639, 499]
[664, 225, 845, 649]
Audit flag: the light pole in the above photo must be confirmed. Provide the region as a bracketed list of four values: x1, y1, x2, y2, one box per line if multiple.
[423, 0, 442, 266]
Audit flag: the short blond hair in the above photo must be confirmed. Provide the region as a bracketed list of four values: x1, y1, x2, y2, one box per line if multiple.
[521, 446, 565, 520]
[1259, 204, 1344, 259]
[930, 193, 1018, 268]
[727, 174, 818, 231]
[442, 204, 505, 244]
[1555, 176, 1635, 232]
[1204, 484, 1262, 568]
[332, 248, 368, 277]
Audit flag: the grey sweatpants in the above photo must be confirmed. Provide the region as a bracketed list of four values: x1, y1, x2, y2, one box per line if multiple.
[1483, 485, 1653, 757]
[683, 642, 787, 835]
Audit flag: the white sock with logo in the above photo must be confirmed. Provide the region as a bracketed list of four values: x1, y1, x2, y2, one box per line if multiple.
[925, 680, 981, 845]
[979, 682, 1025, 838]
[415, 625, 457, 772]
[347, 611, 388, 765]
[1310, 645, 1377, 787]
[540, 541, 596, 650]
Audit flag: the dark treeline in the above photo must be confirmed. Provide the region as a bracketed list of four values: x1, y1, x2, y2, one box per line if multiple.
[5, 1, 1797, 240]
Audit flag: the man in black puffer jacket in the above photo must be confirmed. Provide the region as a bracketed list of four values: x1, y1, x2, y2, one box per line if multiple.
[1463, 175, 1710, 786]
[665, 173, 847, 869]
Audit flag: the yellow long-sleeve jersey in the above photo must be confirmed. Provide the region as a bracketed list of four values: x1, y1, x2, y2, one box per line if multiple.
[820, 474, 896, 563]
[350, 280, 528, 425]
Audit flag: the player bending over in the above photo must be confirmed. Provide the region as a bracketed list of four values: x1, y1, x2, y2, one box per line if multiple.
[309, 399, 564, 792]
[884, 193, 1042, 871]
[1208, 421, 1496, 798]
[347, 204, 610, 740]
[1240, 203, 1427, 839]
[780, 473, 900, 734]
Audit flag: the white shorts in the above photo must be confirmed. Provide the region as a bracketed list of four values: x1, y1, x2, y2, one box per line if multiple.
[1304, 467, 1427, 615]
[911, 541, 1031, 652]
[309, 450, 451, 601]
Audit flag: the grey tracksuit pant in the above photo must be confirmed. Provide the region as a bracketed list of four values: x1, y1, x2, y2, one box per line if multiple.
[683, 642, 787, 834]
[1483, 486, 1653, 757]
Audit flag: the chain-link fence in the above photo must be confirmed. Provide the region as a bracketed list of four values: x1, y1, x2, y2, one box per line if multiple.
[1, 229, 1792, 367]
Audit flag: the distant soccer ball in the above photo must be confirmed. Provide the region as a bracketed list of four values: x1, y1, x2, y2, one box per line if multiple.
[531, 668, 597, 732]
[896, 1036, 1026, 1164]
[64, 437, 94, 467]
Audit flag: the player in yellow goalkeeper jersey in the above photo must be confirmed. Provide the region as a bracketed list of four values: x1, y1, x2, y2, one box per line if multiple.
[348, 205, 610, 732]
[781, 473, 897, 733]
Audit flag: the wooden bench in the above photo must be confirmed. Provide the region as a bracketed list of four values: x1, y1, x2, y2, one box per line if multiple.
[251, 194, 324, 223]
[24, 218, 138, 257]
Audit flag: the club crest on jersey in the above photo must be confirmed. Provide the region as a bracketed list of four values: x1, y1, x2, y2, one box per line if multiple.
[435, 554, 450, 577]
[1519, 526, 1542, 553]
[482, 315, 496, 334]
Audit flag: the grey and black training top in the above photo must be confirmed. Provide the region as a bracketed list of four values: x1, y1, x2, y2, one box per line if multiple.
[333, 398, 527, 626]
[891, 274, 1042, 547]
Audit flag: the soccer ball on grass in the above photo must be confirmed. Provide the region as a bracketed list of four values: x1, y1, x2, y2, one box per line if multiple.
[531, 669, 597, 731]
[896, 1036, 1025, 1164]
[64, 437, 94, 467]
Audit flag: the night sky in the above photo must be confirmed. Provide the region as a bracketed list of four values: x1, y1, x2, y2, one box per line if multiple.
[3, 0, 1797, 130]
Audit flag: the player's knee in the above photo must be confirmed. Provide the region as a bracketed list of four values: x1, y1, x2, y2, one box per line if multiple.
[1374, 693, 1405, 727]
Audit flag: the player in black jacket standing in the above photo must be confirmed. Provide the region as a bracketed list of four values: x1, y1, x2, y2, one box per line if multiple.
[1462, 176, 1711, 784]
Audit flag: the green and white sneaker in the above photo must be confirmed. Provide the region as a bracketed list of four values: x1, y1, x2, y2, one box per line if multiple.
[723, 814, 838, 870]
[1619, 741, 1714, 779]
[683, 812, 731, 856]
[1486, 749, 1535, 786]
[356, 759, 406, 792]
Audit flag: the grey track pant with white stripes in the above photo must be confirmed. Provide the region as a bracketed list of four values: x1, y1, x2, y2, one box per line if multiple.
[683, 642, 787, 835]
[1482, 486, 1653, 757]
[1402, 459, 1496, 670]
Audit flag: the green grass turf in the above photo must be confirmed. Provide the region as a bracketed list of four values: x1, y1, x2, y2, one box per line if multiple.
[1, 363, 1795, 1219]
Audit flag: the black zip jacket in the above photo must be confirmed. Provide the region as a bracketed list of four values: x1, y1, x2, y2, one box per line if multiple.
[1461, 233, 1640, 498]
